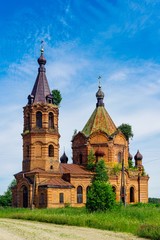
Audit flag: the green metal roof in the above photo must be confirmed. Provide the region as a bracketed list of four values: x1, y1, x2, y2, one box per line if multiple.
[82, 106, 117, 136]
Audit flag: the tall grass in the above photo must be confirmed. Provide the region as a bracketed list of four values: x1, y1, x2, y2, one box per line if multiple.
[0, 203, 160, 240]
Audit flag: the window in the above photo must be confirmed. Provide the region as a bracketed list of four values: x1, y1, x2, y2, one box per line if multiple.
[59, 193, 64, 203]
[118, 152, 121, 163]
[26, 114, 30, 130]
[77, 186, 83, 203]
[112, 186, 116, 198]
[49, 145, 54, 157]
[49, 112, 54, 129]
[50, 165, 53, 170]
[130, 187, 134, 203]
[41, 193, 44, 204]
[79, 154, 83, 164]
[15, 195, 17, 207]
[36, 111, 42, 128]
[26, 145, 29, 158]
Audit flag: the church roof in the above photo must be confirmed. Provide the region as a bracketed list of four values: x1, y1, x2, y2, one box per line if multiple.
[81, 83, 117, 136]
[29, 49, 51, 104]
[82, 106, 117, 136]
[59, 163, 92, 175]
[39, 178, 74, 188]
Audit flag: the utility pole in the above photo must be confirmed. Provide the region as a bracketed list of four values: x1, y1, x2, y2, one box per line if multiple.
[31, 175, 36, 210]
[121, 147, 126, 207]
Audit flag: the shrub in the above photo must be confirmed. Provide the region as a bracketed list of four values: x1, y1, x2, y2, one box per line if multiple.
[86, 159, 115, 212]
[86, 181, 116, 212]
[52, 89, 62, 107]
[86, 149, 95, 171]
[137, 224, 160, 240]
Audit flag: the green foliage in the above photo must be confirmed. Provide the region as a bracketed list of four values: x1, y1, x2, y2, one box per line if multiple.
[86, 159, 115, 212]
[117, 123, 133, 140]
[149, 198, 160, 204]
[93, 159, 109, 183]
[0, 179, 17, 207]
[110, 164, 122, 175]
[137, 224, 160, 240]
[128, 159, 134, 168]
[86, 149, 95, 171]
[86, 181, 115, 212]
[52, 89, 62, 106]
[141, 168, 146, 176]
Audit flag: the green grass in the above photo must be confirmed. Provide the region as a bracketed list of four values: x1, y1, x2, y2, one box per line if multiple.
[0, 203, 160, 240]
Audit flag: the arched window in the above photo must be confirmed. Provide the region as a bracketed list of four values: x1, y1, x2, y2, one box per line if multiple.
[59, 193, 64, 203]
[118, 152, 122, 163]
[26, 114, 30, 130]
[50, 165, 53, 170]
[79, 154, 83, 164]
[112, 186, 116, 194]
[15, 195, 17, 207]
[26, 145, 29, 158]
[77, 186, 83, 203]
[36, 111, 42, 128]
[41, 193, 44, 204]
[23, 186, 28, 208]
[112, 186, 116, 198]
[49, 112, 54, 129]
[49, 145, 54, 157]
[130, 187, 134, 203]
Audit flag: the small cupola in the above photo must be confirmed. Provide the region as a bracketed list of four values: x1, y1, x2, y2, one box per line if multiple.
[96, 76, 104, 107]
[128, 152, 133, 160]
[134, 150, 143, 169]
[60, 151, 68, 163]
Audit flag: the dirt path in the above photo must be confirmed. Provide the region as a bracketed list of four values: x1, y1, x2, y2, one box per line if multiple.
[0, 218, 147, 240]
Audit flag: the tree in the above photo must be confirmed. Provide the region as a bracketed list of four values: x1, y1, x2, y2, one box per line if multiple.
[0, 179, 16, 207]
[117, 123, 133, 141]
[86, 149, 95, 171]
[86, 159, 115, 212]
[128, 159, 134, 168]
[93, 159, 109, 182]
[52, 89, 62, 107]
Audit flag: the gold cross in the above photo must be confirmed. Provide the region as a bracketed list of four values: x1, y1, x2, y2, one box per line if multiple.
[98, 76, 101, 88]
[41, 40, 44, 53]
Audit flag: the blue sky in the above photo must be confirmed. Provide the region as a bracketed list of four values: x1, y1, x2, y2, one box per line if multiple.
[0, 0, 160, 197]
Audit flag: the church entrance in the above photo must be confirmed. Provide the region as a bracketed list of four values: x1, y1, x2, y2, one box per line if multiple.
[23, 186, 28, 208]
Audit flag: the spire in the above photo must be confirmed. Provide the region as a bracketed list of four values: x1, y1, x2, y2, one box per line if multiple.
[96, 76, 104, 107]
[28, 41, 53, 104]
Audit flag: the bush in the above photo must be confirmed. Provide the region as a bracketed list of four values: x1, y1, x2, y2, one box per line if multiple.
[137, 224, 160, 240]
[0, 179, 16, 207]
[86, 159, 115, 212]
[86, 181, 116, 212]
[86, 149, 95, 171]
[52, 89, 62, 106]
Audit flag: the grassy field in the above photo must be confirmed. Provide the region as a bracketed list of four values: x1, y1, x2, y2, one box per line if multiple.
[0, 203, 160, 240]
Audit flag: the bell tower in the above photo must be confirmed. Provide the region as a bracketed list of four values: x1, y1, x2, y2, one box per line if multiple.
[22, 46, 60, 172]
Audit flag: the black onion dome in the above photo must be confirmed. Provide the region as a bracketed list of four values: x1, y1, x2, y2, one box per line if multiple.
[60, 152, 68, 163]
[96, 83, 105, 107]
[38, 51, 46, 65]
[128, 152, 133, 160]
[134, 150, 143, 160]
[96, 86, 104, 99]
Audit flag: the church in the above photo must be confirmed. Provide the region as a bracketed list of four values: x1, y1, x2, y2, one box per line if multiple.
[12, 47, 149, 208]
